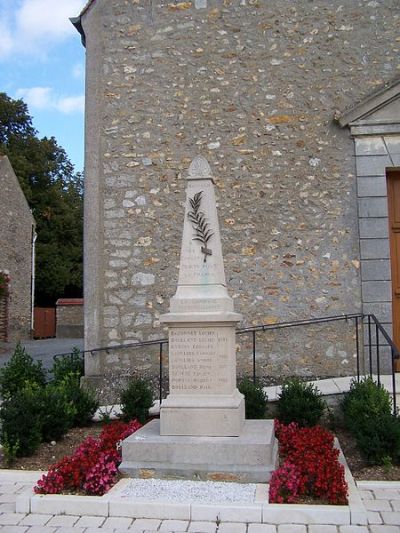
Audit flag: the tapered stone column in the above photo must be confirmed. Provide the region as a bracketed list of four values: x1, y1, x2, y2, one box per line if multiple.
[160, 155, 245, 436]
[120, 156, 277, 482]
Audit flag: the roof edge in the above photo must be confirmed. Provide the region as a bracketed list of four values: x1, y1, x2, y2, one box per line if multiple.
[70, 0, 97, 47]
[338, 76, 400, 128]
[70, 16, 86, 46]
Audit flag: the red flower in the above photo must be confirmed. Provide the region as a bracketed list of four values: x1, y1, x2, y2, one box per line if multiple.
[34, 419, 142, 495]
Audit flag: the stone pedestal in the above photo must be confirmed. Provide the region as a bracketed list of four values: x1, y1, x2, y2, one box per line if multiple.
[120, 419, 278, 483]
[160, 322, 244, 437]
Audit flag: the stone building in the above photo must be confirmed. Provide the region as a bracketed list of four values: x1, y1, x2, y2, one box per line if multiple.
[72, 0, 400, 399]
[0, 156, 36, 341]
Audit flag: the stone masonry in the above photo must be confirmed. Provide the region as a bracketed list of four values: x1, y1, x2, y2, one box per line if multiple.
[0, 156, 35, 341]
[74, 0, 400, 400]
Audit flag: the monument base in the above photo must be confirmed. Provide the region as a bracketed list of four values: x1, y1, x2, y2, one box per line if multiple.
[120, 419, 278, 483]
[160, 390, 245, 436]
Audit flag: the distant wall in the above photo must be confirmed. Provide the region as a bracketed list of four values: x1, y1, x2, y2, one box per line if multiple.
[0, 156, 35, 341]
[56, 298, 84, 338]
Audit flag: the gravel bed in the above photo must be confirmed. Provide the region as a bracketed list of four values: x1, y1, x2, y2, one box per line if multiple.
[121, 478, 257, 503]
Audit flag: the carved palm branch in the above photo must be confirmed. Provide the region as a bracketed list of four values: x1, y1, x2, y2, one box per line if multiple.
[188, 191, 214, 262]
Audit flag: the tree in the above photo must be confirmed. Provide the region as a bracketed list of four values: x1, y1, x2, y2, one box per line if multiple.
[0, 92, 83, 305]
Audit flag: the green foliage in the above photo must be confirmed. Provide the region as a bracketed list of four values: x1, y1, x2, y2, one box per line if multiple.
[341, 378, 400, 465]
[0, 343, 46, 398]
[52, 348, 84, 382]
[238, 378, 268, 419]
[57, 372, 99, 427]
[0, 383, 43, 456]
[40, 383, 75, 442]
[120, 378, 154, 424]
[277, 377, 326, 427]
[342, 377, 392, 428]
[1, 433, 19, 467]
[0, 92, 83, 305]
[354, 412, 400, 465]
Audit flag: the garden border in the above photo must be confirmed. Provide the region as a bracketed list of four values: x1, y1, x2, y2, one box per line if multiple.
[15, 440, 368, 526]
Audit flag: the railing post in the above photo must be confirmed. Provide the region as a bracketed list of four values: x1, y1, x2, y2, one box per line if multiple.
[159, 342, 163, 404]
[252, 330, 256, 384]
[355, 316, 360, 382]
[376, 324, 380, 387]
[368, 315, 373, 376]
[392, 347, 397, 415]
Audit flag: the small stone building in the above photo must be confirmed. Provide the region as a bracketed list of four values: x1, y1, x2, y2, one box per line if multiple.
[56, 298, 84, 338]
[0, 156, 36, 341]
[72, 0, 400, 399]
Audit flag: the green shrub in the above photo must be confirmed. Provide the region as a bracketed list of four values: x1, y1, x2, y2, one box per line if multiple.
[40, 383, 76, 442]
[58, 372, 99, 427]
[277, 377, 326, 427]
[354, 412, 400, 465]
[52, 348, 84, 382]
[0, 343, 46, 398]
[238, 378, 268, 419]
[342, 377, 392, 432]
[120, 377, 154, 424]
[0, 383, 43, 456]
[341, 377, 400, 465]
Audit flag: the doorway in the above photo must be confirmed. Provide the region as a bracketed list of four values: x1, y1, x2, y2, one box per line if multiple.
[387, 170, 400, 359]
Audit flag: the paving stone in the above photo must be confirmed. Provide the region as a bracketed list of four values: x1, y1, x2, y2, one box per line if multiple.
[51, 526, 86, 533]
[19, 514, 52, 526]
[0, 526, 28, 533]
[247, 525, 277, 533]
[46, 515, 80, 527]
[74, 515, 106, 527]
[381, 512, 400, 525]
[159, 519, 189, 531]
[188, 520, 218, 532]
[24, 527, 57, 533]
[0, 502, 17, 512]
[217, 524, 247, 533]
[339, 526, 369, 533]
[82, 529, 109, 533]
[277, 526, 307, 533]
[365, 500, 393, 512]
[308, 526, 338, 533]
[0, 513, 26, 525]
[130, 518, 162, 530]
[102, 516, 134, 529]
[0, 493, 19, 503]
[368, 511, 383, 525]
[373, 491, 400, 501]
[369, 526, 400, 533]
[391, 501, 400, 511]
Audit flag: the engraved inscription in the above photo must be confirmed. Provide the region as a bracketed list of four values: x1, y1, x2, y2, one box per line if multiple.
[169, 328, 231, 394]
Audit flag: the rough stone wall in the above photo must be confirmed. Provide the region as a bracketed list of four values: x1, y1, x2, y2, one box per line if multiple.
[0, 156, 35, 341]
[56, 299, 84, 338]
[80, 0, 400, 398]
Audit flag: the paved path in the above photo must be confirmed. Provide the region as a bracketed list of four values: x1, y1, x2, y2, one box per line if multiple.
[0, 338, 83, 373]
[0, 473, 399, 532]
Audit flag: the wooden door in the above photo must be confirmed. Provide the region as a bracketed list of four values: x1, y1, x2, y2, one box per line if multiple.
[33, 307, 56, 339]
[387, 171, 400, 363]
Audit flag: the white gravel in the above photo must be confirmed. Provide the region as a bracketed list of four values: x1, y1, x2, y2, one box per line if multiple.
[121, 478, 257, 504]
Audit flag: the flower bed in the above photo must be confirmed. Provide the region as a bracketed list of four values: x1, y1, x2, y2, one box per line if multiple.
[34, 419, 141, 496]
[269, 420, 348, 505]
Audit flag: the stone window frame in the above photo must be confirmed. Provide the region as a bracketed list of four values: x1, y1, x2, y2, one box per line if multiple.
[339, 79, 400, 342]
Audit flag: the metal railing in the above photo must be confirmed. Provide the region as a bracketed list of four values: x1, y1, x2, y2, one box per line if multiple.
[54, 313, 400, 413]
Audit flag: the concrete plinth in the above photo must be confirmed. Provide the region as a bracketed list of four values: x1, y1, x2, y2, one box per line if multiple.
[160, 390, 245, 436]
[120, 419, 278, 483]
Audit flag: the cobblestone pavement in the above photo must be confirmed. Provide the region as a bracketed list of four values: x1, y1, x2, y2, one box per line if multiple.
[0, 474, 399, 532]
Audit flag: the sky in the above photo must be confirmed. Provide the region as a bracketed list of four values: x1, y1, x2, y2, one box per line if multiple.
[0, 0, 88, 173]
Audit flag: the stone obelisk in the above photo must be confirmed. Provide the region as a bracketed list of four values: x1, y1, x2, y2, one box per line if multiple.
[120, 156, 277, 482]
[160, 155, 245, 436]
